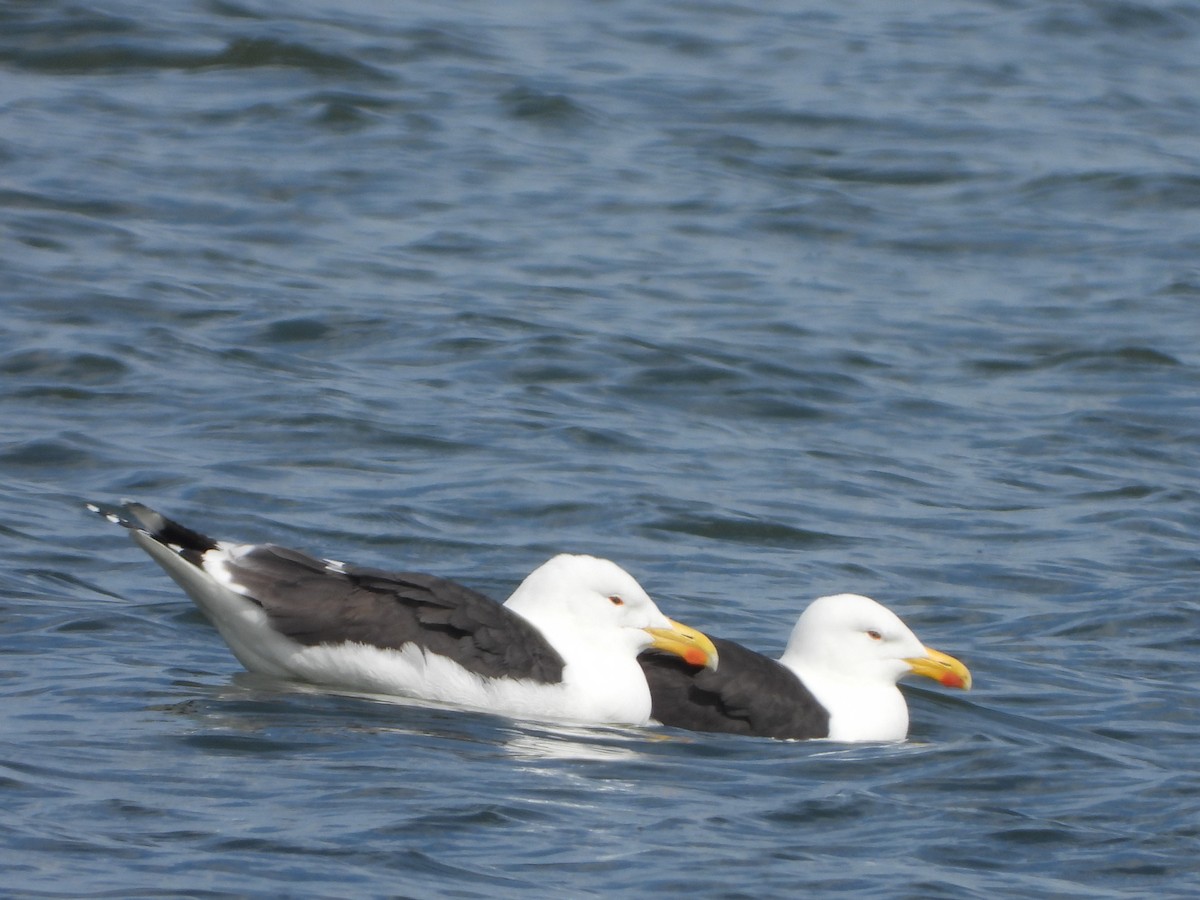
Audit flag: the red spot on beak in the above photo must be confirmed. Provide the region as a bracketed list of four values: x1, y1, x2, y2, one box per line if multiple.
[940, 671, 965, 689]
[682, 647, 709, 667]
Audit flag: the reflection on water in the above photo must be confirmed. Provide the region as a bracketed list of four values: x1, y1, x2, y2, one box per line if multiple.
[500, 722, 650, 764]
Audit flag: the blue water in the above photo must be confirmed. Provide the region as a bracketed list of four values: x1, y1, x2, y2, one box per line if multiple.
[3, 0, 1200, 895]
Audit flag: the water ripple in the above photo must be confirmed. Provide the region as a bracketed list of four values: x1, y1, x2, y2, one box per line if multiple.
[3, 0, 1200, 896]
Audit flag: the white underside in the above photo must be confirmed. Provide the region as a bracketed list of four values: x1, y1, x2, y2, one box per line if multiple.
[132, 533, 653, 725]
[786, 663, 910, 742]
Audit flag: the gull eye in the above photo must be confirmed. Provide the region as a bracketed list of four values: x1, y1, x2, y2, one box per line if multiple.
[609, 596, 624, 606]
[867, 630, 883, 641]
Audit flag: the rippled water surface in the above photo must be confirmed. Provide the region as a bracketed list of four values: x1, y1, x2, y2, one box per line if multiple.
[3, 1, 1200, 896]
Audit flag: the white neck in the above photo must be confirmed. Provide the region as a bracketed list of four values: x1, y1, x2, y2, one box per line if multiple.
[507, 605, 653, 725]
[784, 663, 910, 742]
[560, 649, 653, 724]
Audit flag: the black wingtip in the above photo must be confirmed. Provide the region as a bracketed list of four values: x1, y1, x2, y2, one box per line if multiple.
[86, 500, 136, 529]
[88, 500, 219, 556]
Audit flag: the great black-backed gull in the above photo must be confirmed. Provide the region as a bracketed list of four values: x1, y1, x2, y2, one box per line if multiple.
[91, 502, 718, 726]
[639, 593, 971, 741]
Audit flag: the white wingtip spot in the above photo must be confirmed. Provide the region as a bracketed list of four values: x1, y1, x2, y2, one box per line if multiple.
[88, 503, 124, 525]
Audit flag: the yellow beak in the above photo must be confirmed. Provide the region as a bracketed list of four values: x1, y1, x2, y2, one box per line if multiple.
[644, 619, 720, 671]
[904, 646, 972, 690]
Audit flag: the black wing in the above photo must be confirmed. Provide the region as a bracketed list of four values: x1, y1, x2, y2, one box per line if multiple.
[226, 545, 566, 684]
[101, 503, 566, 685]
[639, 636, 830, 739]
